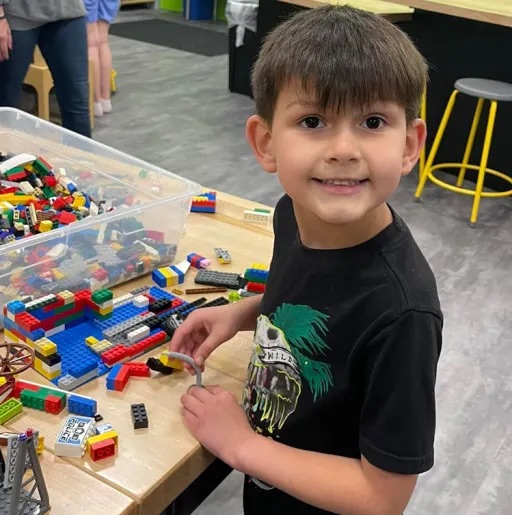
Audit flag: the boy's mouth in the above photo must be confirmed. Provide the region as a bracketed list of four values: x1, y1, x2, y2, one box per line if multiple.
[313, 178, 368, 186]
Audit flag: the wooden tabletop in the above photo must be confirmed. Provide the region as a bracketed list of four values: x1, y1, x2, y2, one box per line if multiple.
[0, 191, 275, 515]
[279, 0, 414, 20]
[380, 0, 512, 26]
[2, 441, 137, 515]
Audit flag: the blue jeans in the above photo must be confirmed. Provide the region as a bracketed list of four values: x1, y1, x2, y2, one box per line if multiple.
[0, 16, 91, 138]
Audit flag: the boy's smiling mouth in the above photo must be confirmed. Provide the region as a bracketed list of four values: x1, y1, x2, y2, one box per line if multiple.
[314, 178, 368, 186]
[311, 177, 369, 195]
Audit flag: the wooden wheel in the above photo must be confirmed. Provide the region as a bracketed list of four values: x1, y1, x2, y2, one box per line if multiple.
[0, 342, 34, 378]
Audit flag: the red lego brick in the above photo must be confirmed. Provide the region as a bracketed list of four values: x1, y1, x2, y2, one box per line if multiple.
[90, 438, 116, 461]
[246, 282, 265, 293]
[15, 312, 42, 332]
[127, 363, 150, 377]
[58, 211, 76, 224]
[45, 394, 66, 414]
[13, 380, 40, 398]
[114, 364, 130, 391]
[101, 345, 130, 367]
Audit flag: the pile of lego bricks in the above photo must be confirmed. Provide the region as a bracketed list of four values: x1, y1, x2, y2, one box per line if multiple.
[0, 152, 179, 304]
[2, 285, 228, 390]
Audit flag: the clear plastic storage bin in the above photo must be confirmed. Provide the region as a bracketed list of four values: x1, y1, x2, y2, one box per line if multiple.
[0, 108, 201, 324]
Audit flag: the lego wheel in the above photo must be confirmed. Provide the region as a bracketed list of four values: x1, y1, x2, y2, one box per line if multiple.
[0, 342, 35, 377]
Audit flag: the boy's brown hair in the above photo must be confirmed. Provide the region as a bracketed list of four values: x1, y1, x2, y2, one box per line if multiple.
[251, 5, 428, 124]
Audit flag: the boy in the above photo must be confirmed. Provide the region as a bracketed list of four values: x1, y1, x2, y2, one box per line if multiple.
[171, 5, 443, 515]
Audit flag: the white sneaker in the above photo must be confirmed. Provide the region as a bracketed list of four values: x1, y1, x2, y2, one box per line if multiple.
[94, 102, 103, 117]
[101, 99, 112, 114]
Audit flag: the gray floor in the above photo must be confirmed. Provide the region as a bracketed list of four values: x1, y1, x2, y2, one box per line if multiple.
[40, 9, 512, 514]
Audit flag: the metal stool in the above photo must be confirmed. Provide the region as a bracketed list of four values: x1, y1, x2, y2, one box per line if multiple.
[415, 78, 512, 226]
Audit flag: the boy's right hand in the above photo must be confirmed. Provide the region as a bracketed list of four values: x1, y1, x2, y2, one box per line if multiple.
[169, 304, 242, 375]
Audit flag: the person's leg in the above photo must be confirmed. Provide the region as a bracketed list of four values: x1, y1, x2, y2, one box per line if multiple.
[97, 21, 112, 112]
[0, 28, 39, 108]
[84, 0, 103, 116]
[87, 21, 103, 116]
[97, 0, 120, 113]
[39, 17, 91, 138]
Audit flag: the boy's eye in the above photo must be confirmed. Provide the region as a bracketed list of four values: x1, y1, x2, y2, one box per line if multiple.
[362, 116, 385, 130]
[300, 116, 325, 129]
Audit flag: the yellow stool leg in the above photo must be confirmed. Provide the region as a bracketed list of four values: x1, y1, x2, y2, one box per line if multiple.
[415, 89, 459, 199]
[456, 97, 484, 188]
[470, 100, 497, 226]
[418, 89, 427, 180]
[110, 69, 117, 94]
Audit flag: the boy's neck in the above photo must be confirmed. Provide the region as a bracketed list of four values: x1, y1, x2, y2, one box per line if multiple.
[294, 203, 393, 250]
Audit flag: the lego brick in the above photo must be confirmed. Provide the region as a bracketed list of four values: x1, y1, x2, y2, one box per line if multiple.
[87, 429, 119, 449]
[68, 395, 97, 417]
[131, 403, 148, 429]
[214, 247, 232, 264]
[55, 415, 96, 458]
[89, 438, 116, 461]
[0, 398, 22, 424]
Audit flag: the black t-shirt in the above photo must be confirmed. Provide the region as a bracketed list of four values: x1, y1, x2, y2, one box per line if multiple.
[241, 195, 443, 515]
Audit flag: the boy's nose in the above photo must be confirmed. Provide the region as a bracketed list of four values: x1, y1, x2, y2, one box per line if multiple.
[325, 131, 361, 164]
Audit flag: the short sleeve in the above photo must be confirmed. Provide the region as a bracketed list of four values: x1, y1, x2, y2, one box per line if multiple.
[359, 309, 442, 475]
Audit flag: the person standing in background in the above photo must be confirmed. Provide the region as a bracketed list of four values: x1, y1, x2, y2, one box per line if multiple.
[0, 0, 91, 138]
[84, 0, 120, 117]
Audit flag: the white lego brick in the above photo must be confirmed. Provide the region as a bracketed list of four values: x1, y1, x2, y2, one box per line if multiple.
[132, 295, 149, 308]
[18, 181, 34, 194]
[0, 153, 35, 174]
[57, 367, 98, 391]
[46, 243, 67, 259]
[112, 293, 133, 308]
[243, 209, 271, 224]
[55, 415, 96, 458]
[127, 325, 150, 344]
[45, 324, 65, 337]
[24, 294, 56, 311]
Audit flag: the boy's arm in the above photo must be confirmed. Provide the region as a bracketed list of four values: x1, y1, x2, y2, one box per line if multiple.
[235, 309, 442, 515]
[234, 294, 262, 332]
[238, 438, 416, 515]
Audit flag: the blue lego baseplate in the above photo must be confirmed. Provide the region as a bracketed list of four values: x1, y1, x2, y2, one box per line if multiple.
[47, 286, 191, 388]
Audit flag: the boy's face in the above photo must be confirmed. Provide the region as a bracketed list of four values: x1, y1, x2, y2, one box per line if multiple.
[246, 85, 425, 247]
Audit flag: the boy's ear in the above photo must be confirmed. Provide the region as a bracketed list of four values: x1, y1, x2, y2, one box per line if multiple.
[246, 115, 277, 174]
[401, 118, 427, 176]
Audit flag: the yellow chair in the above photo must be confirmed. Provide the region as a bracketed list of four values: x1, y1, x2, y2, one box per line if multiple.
[415, 78, 512, 226]
[24, 46, 95, 130]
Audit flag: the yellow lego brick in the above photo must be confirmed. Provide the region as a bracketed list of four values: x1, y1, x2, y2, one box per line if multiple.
[85, 336, 99, 346]
[53, 269, 65, 280]
[36, 435, 45, 455]
[0, 193, 35, 205]
[99, 306, 112, 316]
[0, 378, 6, 387]
[159, 353, 184, 370]
[90, 339, 114, 355]
[72, 196, 86, 208]
[58, 290, 74, 304]
[34, 358, 60, 380]
[250, 263, 268, 270]
[39, 220, 52, 232]
[159, 267, 173, 279]
[33, 337, 58, 357]
[87, 429, 119, 450]
[3, 329, 18, 343]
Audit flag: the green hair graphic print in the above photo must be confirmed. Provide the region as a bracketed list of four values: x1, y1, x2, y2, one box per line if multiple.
[242, 303, 333, 435]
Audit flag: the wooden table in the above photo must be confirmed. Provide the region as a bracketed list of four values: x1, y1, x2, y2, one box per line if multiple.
[2, 443, 137, 514]
[0, 191, 275, 514]
[380, 0, 512, 27]
[279, 0, 414, 21]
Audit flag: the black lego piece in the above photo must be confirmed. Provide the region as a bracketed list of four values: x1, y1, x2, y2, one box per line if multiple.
[131, 403, 149, 429]
[146, 357, 174, 375]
